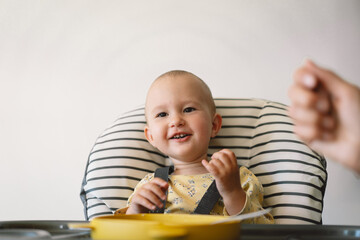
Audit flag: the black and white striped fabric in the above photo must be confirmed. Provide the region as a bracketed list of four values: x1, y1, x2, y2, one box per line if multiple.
[80, 98, 327, 224]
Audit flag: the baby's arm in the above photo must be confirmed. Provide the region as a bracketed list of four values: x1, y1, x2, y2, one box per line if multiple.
[126, 178, 168, 214]
[202, 149, 246, 216]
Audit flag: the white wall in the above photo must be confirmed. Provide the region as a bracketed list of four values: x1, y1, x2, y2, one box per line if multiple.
[0, 0, 359, 224]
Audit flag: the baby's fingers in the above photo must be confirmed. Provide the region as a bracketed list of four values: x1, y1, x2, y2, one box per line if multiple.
[131, 193, 160, 211]
[211, 150, 237, 169]
[145, 179, 168, 200]
[142, 190, 164, 209]
[202, 158, 224, 176]
[202, 159, 213, 173]
[133, 179, 168, 210]
[135, 188, 164, 210]
[151, 177, 169, 192]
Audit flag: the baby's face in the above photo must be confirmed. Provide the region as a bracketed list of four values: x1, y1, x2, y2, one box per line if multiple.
[144, 75, 219, 163]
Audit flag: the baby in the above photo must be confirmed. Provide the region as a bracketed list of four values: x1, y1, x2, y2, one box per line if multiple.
[115, 70, 273, 223]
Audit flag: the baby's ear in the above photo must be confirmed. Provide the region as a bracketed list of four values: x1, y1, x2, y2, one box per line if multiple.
[211, 113, 222, 138]
[144, 125, 156, 148]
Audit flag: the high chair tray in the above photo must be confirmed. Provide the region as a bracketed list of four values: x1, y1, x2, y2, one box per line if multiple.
[0, 220, 90, 239]
[1, 219, 359, 239]
[241, 224, 360, 240]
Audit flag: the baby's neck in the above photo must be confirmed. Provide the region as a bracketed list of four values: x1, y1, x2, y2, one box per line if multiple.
[172, 161, 208, 175]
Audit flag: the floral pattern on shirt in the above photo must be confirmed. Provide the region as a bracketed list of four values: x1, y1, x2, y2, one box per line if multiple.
[119, 166, 273, 224]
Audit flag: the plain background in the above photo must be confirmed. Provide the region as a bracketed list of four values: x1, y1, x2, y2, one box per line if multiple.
[0, 0, 359, 225]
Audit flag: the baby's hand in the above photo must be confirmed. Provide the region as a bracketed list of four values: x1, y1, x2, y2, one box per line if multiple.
[126, 178, 168, 214]
[202, 149, 246, 215]
[202, 149, 242, 197]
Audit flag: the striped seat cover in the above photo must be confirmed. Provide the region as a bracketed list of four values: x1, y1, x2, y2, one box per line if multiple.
[80, 98, 327, 224]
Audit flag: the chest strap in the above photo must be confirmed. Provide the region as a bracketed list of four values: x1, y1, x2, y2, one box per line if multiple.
[150, 166, 221, 214]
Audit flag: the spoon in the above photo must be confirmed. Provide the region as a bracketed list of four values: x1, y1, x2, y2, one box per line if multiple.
[212, 208, 272, 225]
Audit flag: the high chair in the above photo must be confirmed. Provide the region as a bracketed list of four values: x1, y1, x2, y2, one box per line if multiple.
[80, 98, 327, 224]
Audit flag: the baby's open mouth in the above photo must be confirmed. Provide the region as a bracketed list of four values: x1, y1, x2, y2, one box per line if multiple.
[170, 134, 190, 139]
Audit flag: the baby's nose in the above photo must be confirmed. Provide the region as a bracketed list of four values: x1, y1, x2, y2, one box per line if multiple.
[169, 115, 185, 127]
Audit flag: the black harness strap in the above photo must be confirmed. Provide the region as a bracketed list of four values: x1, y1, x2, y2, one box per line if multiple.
[151, 166, 221, 214]
[150, 166, 174, 213]
[193, 180, 221, 214]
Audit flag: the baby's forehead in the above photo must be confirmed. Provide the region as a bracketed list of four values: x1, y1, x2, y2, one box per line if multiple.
[145, 74, 215, 115]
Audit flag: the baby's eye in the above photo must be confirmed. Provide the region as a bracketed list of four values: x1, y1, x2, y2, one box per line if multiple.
[156, 112, 167, 118]
[184, 107, 196, 113]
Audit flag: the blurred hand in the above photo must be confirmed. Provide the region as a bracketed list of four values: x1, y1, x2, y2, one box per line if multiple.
[288, 59, 360, 174]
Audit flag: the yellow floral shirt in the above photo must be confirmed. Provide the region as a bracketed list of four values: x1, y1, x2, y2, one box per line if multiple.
[115, 166, 274, 224]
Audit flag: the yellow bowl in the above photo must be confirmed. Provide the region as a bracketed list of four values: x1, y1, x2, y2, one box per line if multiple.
[71, 214, 241, 240]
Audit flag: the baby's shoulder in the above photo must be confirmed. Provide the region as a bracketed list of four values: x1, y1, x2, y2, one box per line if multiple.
[239, 166, 259, 180]
[139, 172, 155, 183]
[239, 165, 252, 174]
